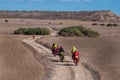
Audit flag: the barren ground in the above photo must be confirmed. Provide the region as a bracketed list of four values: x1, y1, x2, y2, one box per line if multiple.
[0, 19, 120, 80]
[23, 36, 95, 80]
[37, 36, 120, 80]
[0, 34, 47, 80]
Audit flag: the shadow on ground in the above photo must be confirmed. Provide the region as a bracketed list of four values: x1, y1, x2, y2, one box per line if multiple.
[57, 63, 75, 66]
[82, 62, 101, 80]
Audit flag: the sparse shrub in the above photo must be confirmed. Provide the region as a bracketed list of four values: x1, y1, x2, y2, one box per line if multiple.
[5, 19, 8, 23]
[100, 23, 105, 26]
[106, 23, 119, 27]
[92, 23, 98, 26]
[58, 26, 99, 37]
[113, 23, 119, 27]
[14, 28, 26, 34]
[106, 23, 113, 27]
[14, 27, 50, 35]
[59, 27, 83, 36]
[59, 22, 63, 25]
[92, 19, 97, 21]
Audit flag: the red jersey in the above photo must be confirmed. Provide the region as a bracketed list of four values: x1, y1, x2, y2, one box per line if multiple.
[74, 51, 79, 56]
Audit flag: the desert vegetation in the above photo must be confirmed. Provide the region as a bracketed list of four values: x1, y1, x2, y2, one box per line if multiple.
[58, 26, 100, 37]
[92, 23, 119, 27]
[106, 23, 119, 27]
[92, 23, 99, 26]
[14, 27, 50, 35]
[4, 19, 8, 23]
[100, 23, 105, 26]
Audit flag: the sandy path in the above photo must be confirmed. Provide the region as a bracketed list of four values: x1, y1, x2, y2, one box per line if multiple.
[22, 36, 94, 80]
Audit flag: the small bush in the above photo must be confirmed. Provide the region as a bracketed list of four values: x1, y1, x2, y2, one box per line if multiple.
[58, 26, 99, 37]
[106, 23, 119, 27]
[92, 23, 98, 26]
[113, 23, 119, 27]
[14, 28, 27, 34]
[59, 23, 63, 25]
[14, 27, 50, 35]
[5, 19, 8, 23]
[106, 23, 113, 27]
[100, 23, 105, 26]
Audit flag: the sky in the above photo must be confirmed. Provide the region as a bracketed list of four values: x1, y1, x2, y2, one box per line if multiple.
[0, 0, 120, 15]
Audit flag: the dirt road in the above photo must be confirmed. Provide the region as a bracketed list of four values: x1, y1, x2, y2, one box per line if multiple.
[22, 36, 95, 80]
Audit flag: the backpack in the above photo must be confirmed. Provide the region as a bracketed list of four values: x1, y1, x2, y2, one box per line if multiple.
[59, 47, 64, 52]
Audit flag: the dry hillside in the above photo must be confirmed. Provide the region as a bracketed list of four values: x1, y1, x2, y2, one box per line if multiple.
[0, 10, 120, 22]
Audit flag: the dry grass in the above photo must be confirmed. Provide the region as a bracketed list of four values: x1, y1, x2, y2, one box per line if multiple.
[0, 34, 46, 80]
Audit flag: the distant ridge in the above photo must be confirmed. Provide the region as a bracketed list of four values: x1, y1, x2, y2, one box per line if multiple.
[0, 10, 120, 22]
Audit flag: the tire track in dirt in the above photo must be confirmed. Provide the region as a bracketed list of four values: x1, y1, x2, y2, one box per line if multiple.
[22, 36, 93, 80]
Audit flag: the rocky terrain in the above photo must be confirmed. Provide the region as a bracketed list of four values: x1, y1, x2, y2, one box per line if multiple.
[0, 10, 120, 22]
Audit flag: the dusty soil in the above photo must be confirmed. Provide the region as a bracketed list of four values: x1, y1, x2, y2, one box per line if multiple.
[0, 19, 120, 80]
[0, 19, 93, 27]
[0, 34, 46, 80]
[37, 36, 120, 80]
[36, 21, 120, 80]
[23, 36, 95, 80]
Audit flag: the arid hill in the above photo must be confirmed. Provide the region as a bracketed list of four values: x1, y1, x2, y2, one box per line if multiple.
[0, 10, 120, 22]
